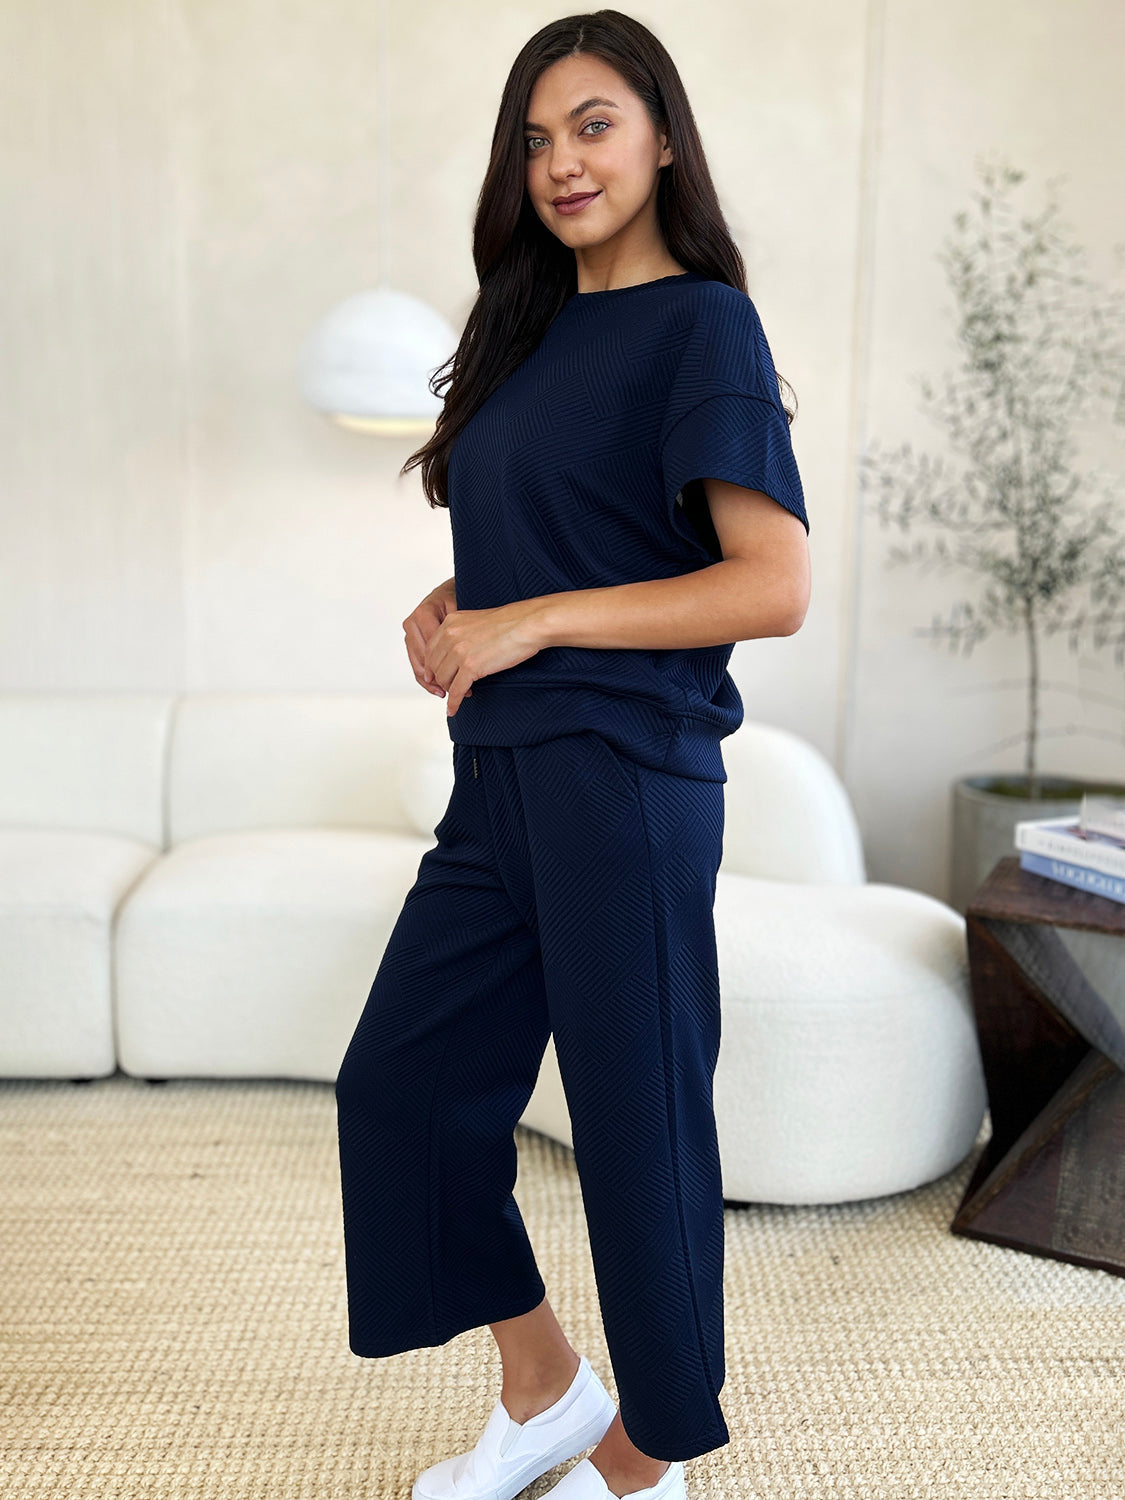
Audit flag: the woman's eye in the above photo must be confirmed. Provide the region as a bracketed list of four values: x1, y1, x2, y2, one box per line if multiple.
[525, 120, 610, 153]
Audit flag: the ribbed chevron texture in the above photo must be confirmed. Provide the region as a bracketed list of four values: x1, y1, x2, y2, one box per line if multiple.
[444, 273, 809, 784]
[336, 732, 729, 1461]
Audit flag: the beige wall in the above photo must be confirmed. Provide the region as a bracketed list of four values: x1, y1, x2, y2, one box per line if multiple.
[2, 0, 1122, 903]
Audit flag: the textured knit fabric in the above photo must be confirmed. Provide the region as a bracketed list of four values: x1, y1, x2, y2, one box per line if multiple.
[445, 271, 808, 782]
[335, 732, 730, 1461]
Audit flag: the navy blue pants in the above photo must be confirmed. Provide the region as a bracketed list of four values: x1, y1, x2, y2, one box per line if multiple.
[334, 730, 730, 1461]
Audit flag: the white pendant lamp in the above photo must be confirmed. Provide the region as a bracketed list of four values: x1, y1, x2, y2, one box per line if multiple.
[299, 285, 456, 435]
[298, 0, 456, 435]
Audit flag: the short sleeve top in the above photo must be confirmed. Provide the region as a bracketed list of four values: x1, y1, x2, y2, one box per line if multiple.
[444, 270, 808, 782]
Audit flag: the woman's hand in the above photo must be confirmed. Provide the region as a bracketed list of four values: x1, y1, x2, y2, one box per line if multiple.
[403, 577, 472, 701]
[423, 597, 545, 717]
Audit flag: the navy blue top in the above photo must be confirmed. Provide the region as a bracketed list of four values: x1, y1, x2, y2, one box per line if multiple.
[444, 270, 808, 782]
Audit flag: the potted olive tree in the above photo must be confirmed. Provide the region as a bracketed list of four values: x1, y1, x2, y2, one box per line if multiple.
[858, 157, 1125, 912]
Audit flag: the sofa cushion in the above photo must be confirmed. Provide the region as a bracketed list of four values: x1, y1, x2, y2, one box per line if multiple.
[114, 826, 437, 1080]
[0, 829, 160, 1076]
[0, 694, 170, 847]
[166, 692, 447, 844]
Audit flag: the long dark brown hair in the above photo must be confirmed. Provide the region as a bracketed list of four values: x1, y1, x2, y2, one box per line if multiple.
[401, 8, 797, 509]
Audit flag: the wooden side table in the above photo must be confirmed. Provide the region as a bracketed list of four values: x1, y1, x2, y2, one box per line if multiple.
[951, 855, 1125, 1276]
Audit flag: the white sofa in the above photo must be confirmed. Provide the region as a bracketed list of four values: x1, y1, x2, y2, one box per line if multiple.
[0, 691, 986, 1205]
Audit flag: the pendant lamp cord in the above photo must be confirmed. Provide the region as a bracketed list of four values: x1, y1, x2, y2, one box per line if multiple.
[375, 0, 387, 291]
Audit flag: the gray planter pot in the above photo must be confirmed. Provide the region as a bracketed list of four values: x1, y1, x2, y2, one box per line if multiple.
[950, 773, 1125, 915]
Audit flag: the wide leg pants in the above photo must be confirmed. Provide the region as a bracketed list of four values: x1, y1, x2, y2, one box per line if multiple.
[334, 729, 730, 1462]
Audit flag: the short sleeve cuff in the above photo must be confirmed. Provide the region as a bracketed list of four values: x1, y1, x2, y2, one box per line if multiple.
[661, 393, 809, 534]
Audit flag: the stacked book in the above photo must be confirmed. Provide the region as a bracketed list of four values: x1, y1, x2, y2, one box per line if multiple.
[1015, 795, 1125, 905]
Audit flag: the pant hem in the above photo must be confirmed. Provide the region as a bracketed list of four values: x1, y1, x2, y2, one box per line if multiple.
[619, 1411, 731, 1463]
[348, 1277, 547, 1360]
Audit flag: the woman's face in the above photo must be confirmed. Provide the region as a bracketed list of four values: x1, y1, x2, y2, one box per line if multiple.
[524, 53, 672, 258]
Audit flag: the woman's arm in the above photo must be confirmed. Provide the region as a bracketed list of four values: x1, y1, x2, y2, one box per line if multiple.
[405, 576, 467, 699]
[526, 482, 810, 651]
[423, 484, 810, 715]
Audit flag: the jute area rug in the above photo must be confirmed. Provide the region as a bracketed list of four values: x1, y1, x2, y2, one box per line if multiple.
[1, 1073, 1122, 1499]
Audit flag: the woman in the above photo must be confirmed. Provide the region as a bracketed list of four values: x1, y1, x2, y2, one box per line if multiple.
[335, 10, 811, 1500]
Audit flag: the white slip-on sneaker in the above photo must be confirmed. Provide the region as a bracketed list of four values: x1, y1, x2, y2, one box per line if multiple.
[539, 1456, 687, 1499]
[412, 1353, 619, 1500]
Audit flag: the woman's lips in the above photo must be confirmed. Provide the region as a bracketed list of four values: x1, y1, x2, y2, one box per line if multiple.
[553, 191, 601, 215]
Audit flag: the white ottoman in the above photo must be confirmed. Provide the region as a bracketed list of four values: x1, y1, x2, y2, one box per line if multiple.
[708, 873, 985, 1203]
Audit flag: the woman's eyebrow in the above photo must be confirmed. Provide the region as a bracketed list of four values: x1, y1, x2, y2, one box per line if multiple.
[523, 98, 621, 132]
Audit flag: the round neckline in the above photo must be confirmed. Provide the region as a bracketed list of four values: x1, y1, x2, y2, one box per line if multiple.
[573, 270, 700, 298]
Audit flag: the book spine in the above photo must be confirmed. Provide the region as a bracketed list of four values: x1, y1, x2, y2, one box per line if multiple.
[1018, 849, 1125, 905]
[1015, 824, 1125, 879]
